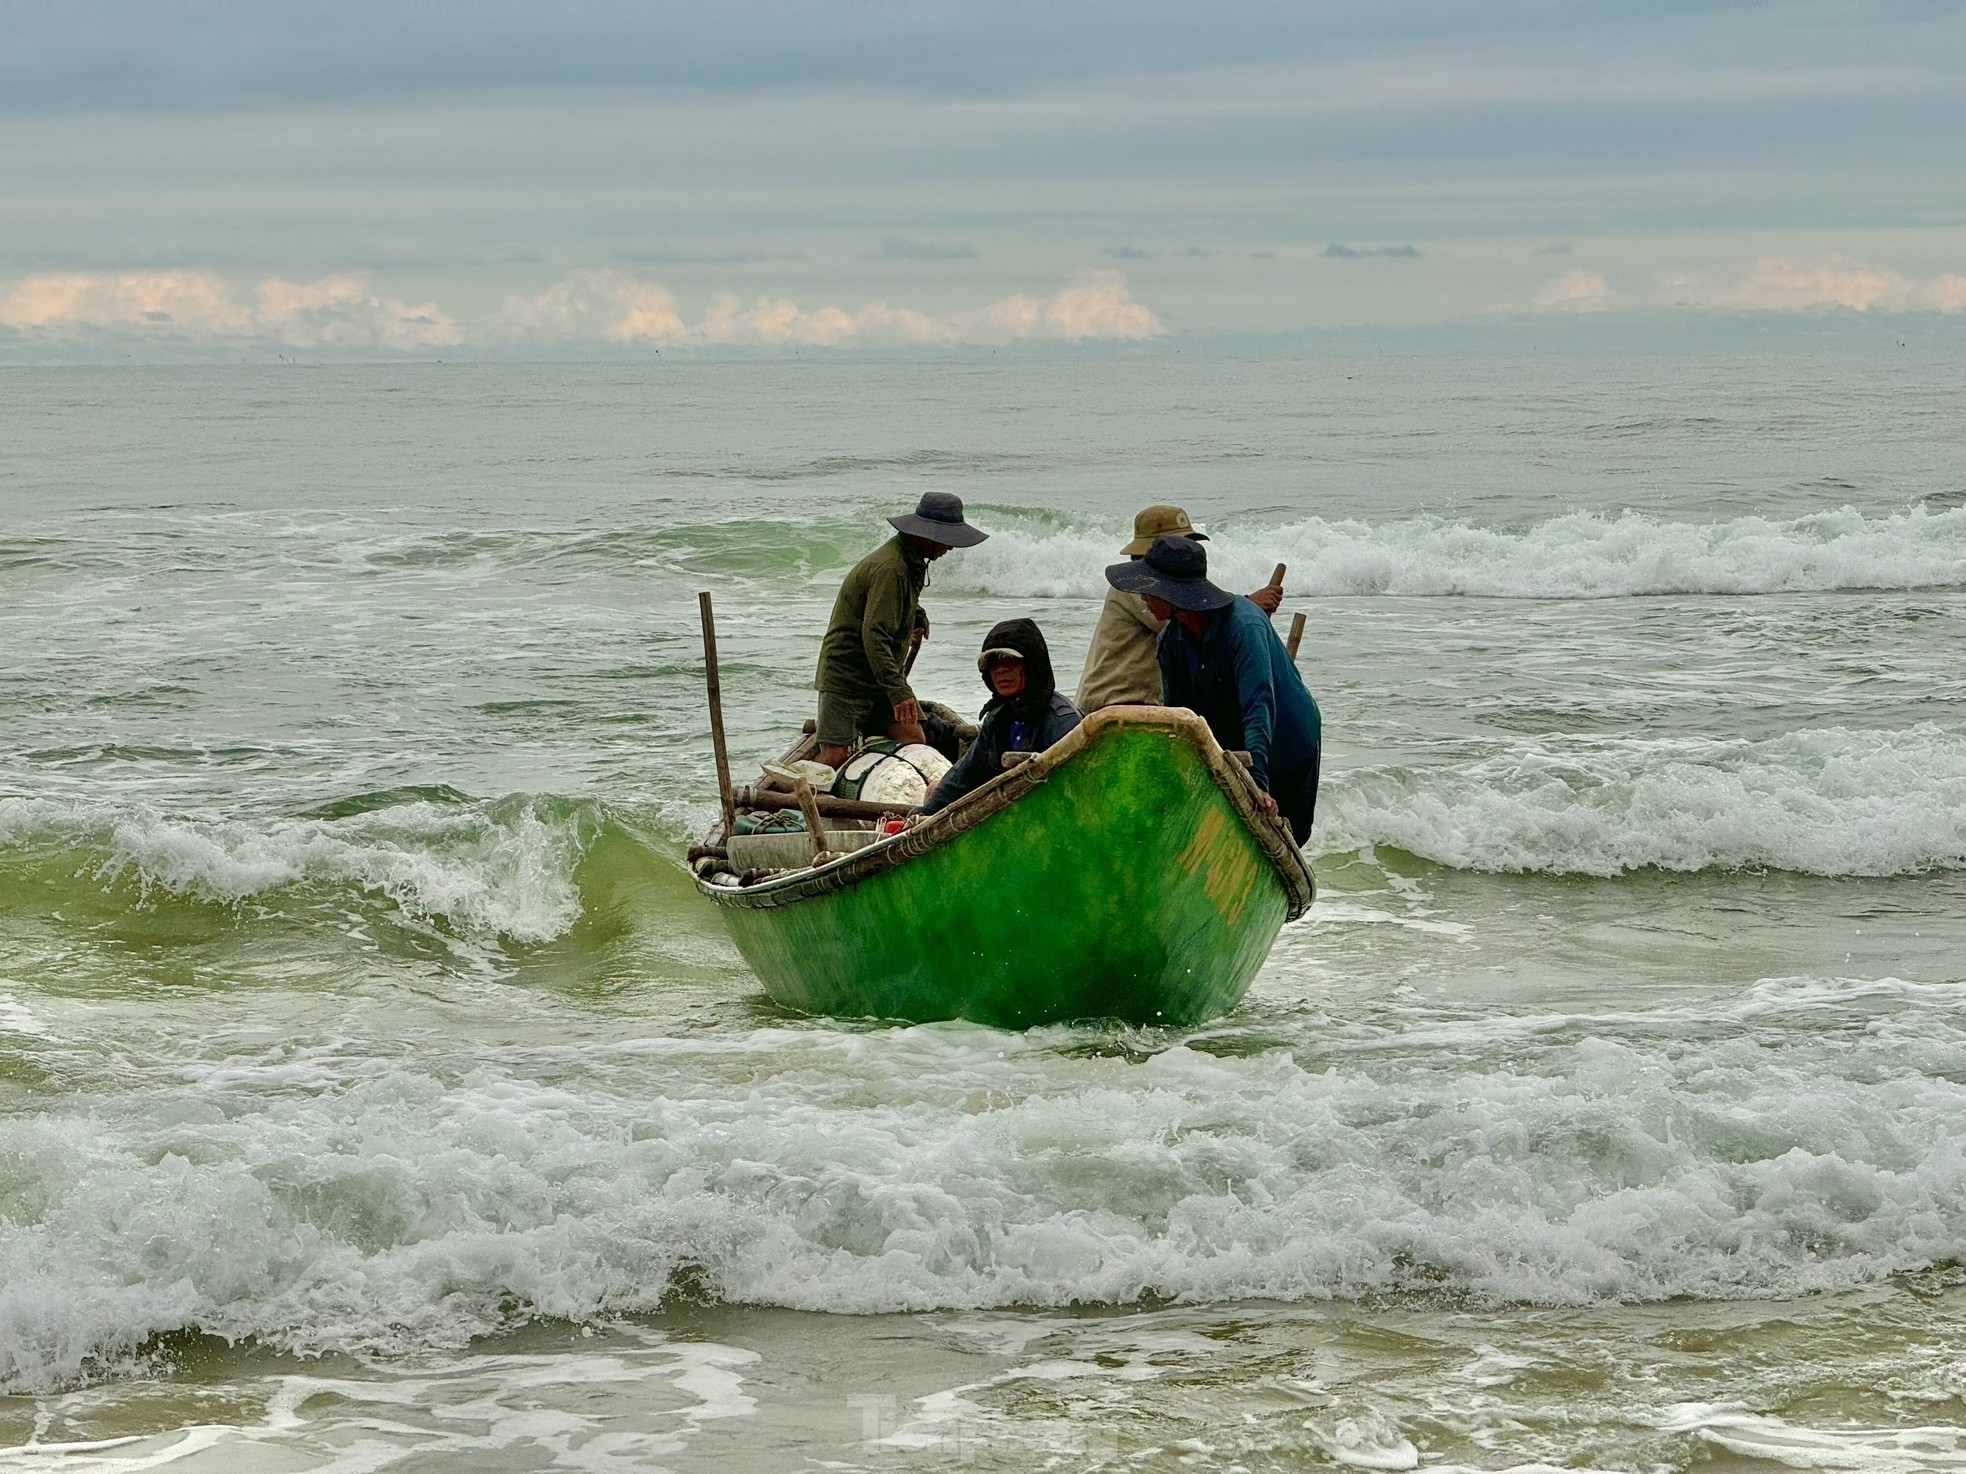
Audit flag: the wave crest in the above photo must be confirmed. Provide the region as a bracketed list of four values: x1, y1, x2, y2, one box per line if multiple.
[951, 504, 1966, 600]
[0, 792, 616, 946]
[1317, 724, 1966, 876]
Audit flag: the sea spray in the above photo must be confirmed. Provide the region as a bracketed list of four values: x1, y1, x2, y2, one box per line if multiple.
[1314, 723, 1966, 876]
[950, 504, 1966, 601]
[5, 980, 1966, 1391]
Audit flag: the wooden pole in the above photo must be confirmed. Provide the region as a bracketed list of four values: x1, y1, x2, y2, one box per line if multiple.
[732, 786, 916, 820]
[789, 777, 833, 866]
[1270, 562, 1287, 590]
[1286, 611, 1307, 660]
[697, 592, 738, 837]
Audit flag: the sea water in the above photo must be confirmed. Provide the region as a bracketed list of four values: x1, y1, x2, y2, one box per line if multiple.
[1, 355, 1963, 1471]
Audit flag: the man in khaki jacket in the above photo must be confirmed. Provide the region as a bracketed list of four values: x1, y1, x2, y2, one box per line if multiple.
[1076, 505, 1283, 710]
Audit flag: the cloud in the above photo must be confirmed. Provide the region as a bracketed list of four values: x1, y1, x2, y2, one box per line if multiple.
[1660, 254, 1966, 314]
[1103, 245, 1151, 259]
[0, 269, 460, 349]
[1534, 269, 1614, 313]
[879, 237, 978, 260]
[1526, 255, 1966, 318]
[501, 267, 1163, 347]
[1324, 243, 1423, 259]
[499, 268, 686, 342]
[1534, 242, 1573, 255]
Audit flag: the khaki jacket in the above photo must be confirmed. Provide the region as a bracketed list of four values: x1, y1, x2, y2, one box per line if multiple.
[1075, 587, 1165, 710]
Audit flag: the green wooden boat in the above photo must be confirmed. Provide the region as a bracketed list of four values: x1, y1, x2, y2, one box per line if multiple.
[695, 706, 1315, 1029]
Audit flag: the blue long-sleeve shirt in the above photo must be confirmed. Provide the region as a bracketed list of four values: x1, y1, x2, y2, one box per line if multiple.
[1157, 595, 1321, 792]
[920, 692, 1082, 815]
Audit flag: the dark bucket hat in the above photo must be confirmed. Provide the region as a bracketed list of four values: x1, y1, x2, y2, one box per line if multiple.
[889, 491, 988, 548]
[1105, 534, 1234, 612]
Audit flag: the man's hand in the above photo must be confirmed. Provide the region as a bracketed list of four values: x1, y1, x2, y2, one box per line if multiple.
[1248, 584, 1283, 615]
[1254, 789, 1279, 817]
[888, 698, 926, 745]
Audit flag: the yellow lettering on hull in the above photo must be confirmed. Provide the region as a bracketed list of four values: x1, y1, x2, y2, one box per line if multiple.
[1176, 807, 1258, 929]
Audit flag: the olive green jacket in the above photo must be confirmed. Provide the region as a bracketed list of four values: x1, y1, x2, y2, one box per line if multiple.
[815, 536, 930, 706]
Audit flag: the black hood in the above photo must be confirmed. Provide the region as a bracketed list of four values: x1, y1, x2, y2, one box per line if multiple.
[977, 618, 1056, 722]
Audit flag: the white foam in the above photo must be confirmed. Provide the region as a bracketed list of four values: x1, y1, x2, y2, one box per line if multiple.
[0, 983, 48, 1037]
[0, 795, 592, 945]
[950, 504, 1966, 601]
[4, 979, 1965, 1393]
[1316, 723, 1966, 876]
[5, 1342, 760, 1470]
[1652, 1402, 1966, 1470]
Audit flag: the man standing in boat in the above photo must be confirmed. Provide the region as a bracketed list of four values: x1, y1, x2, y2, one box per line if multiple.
[1077, 504, 1283, 711]
[1106, 536, 1322, 844]
[814, 491, 988, 769]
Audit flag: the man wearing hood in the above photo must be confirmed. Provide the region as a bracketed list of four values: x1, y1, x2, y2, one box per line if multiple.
[815, 492, 988, 769]
[919, 619, 1082, 817]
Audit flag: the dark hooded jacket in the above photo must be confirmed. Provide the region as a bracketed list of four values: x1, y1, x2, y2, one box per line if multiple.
[920, 619, 1082, 815]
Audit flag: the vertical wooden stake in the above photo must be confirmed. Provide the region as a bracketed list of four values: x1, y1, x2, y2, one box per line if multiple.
[790, 777, 831, 867]
[698, 592, 738, 838]
[1286, 611, 1307, 661]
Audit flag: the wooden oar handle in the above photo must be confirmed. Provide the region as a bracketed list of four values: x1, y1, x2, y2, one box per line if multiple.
[1269, 562, 1287, 588]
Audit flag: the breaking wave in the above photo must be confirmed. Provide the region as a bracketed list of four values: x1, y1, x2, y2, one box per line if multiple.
[3, 977, 1963, 1390]
[1316, 724, 1966, 877]
[0, 790, 663, 948]
[952, 504, 1966, 600]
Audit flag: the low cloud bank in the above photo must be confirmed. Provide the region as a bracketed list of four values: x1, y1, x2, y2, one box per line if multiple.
[0, 271, 461, 351]
[1534, 254, 1966, 317]
[0, 267, 1162, 355]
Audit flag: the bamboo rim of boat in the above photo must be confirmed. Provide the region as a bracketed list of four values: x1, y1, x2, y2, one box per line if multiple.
[698, 704, 1315, 917]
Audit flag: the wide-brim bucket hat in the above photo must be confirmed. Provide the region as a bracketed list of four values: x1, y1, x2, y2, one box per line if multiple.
[889, 491, 988, 548]
[1120, 503, 1208, 556]
[1105, 534, 1234, 612]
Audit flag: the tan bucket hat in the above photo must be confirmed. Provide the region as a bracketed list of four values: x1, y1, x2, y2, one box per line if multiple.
[1120, 504, 1209, 556]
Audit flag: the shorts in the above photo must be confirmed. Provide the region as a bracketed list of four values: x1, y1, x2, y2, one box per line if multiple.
[815, 690, 892, 747]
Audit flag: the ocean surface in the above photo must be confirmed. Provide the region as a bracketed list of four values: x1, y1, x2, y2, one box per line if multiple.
[2, 354, 1964, 1472]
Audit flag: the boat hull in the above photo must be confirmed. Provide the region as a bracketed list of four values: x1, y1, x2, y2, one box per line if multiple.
[700, 711, 1312, 1028]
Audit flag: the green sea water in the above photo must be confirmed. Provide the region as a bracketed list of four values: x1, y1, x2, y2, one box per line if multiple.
[2, 355, 1965, 1471]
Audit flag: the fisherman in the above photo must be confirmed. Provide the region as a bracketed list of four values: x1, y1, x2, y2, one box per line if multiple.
[1076, 504, 1283, 711]
[1106, 536, 1322, 843]
[920, 619, 1082, 816]
[815, 492, 988, 769]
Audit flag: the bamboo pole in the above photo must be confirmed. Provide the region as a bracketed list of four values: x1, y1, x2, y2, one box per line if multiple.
[1286, 611, 1307, 660]
[1270, 562, 1287, 590]
[697, 592, 738, 838]
[732, 786, 915, 820]
[789, 777, 832, 865]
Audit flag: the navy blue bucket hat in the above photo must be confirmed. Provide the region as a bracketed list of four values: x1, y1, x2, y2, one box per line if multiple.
[889, 491, 988, 548]
[1105, 534, 1234, 612]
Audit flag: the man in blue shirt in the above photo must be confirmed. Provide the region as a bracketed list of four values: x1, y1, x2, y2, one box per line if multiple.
[1106, 536, 1323, 843]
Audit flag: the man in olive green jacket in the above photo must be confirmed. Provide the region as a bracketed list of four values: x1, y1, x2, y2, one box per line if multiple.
[1076, 505, 1282, 711]
[815, 492, 988, 767]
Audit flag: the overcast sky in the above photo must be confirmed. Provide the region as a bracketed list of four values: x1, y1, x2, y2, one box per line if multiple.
[3, 1, 1963, 356]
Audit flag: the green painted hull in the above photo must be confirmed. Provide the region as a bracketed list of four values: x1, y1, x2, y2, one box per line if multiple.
[699, 709, 1314, 1029]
